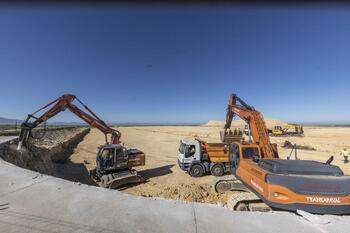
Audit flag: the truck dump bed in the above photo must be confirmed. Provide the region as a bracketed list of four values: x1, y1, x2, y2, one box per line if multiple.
[203, 142, 229, 163]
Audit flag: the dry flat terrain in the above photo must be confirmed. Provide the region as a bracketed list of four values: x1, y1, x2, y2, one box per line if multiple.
[67, 124, 350, 206]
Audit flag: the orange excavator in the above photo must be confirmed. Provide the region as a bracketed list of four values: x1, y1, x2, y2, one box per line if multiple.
[214, 94, 350, 214]
[17, 94, 145, 189]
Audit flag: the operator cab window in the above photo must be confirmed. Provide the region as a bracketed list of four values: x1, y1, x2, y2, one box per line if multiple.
[115, 147, 126, 159]
[99, 148, 115, 168]
[185, 145, 196, 157]
[242, 147, 259, 159]
[101, 148, 114, 159]
[231, 144, 240, 159]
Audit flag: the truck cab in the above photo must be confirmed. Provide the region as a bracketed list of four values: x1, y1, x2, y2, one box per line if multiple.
[177, 139, 202, 172]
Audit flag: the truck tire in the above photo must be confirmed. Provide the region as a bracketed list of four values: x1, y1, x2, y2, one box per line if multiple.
[190, 164, 204, 177]
[211, 163, 224, 176]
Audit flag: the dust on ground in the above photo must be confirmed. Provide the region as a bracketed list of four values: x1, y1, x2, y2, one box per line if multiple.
[64, 124, 350, 206]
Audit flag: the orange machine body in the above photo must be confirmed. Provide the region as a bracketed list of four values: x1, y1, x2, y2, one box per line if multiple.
[222, 94, 350, 214]
[230, 141, 350, 214]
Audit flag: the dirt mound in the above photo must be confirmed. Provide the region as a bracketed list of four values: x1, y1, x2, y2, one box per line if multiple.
[134, 183, 233, 205]
[205, 118, 287, 129]
[0, 127, 90, 174]
[282, 140, 316, 151]
[28, 127, 90, 163]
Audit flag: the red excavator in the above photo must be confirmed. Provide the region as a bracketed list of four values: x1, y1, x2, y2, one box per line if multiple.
[17, 94, 145, 189]
[214, 94, 350, 214]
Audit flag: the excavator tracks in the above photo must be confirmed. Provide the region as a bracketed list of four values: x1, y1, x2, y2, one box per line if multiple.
[227, 191, 271, 212]
[100, 169, 144, 189]
[213, 175, 250, 193]
[213, 175, 271, 212]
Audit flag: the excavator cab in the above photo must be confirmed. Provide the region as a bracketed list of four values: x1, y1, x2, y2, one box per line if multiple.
[96, 145, 129, 171]
[91, 144, 145, 189]
[228, 142, 261, 174]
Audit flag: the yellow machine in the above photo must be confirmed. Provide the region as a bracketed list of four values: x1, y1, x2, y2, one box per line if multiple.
[270, 124, 304, 137]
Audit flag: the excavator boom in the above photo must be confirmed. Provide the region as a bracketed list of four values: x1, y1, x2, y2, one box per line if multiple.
[17, 94, 121, 150]
[223, 94, 278, 158]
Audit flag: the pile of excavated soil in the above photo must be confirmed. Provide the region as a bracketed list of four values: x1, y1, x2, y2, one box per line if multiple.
[205, 118, 287, 129]
[1, 127, 90, 174]
[282, 140, 316, 151]
[28, 127, 90, 163]
[131, 183, 234, 205]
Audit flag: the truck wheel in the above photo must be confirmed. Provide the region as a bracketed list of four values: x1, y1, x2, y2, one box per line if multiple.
[211, 164, 224, 176]
[100, 175, 110, 188]
[190, 164, 204, 177]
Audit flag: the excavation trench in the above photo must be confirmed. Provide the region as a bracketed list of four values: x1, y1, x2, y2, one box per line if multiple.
[0, 127, 91, 183]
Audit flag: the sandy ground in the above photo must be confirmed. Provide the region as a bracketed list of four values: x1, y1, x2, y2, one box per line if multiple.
[67, 125, 350, 205]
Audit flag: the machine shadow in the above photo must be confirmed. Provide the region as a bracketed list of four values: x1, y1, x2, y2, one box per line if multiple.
[138, 164, 175, 180]
[116, 164, 175, 191]
[52, 160, 98, 186]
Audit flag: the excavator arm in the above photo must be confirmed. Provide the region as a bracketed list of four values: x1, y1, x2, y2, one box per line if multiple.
[224, 94, 278, 158]
[17, 94, 121, 150]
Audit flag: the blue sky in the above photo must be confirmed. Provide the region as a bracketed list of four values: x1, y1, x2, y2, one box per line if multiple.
[0, 5, 350, 124]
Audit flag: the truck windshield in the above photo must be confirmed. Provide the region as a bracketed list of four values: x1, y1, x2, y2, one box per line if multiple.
[179, 142, 186, 153]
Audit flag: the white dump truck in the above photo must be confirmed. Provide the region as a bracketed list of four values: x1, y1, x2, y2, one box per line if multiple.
[177, 138, 231, 177]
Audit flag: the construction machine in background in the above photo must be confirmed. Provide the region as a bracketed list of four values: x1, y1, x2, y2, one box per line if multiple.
[214, 93, 350, 214]
[270, 124, 304, 137]
[17, 94, 145, 189]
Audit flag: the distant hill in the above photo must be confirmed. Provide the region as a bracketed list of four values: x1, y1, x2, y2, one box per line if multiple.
[0, 116, 85, 125]
[204, 118, 287, 129]
[0, 117, 21, 125]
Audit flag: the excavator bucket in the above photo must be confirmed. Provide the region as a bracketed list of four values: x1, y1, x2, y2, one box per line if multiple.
[220, 130, 243, 143]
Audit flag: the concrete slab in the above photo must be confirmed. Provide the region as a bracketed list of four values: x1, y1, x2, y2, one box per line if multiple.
[194, 203, 320, 233]
[0, 160, 50, 196]
[0, 136, 17, 144]
[0, 158, 195, 233]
